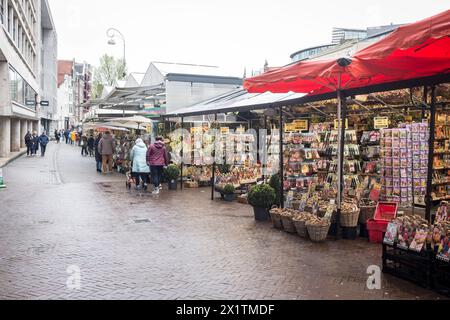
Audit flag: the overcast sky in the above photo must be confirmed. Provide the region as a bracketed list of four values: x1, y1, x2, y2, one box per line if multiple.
[48, 0, 449, 77]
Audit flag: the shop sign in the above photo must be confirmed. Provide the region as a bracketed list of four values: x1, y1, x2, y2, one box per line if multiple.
[293, 120, 309, 131]
[334, 119, 349, 130]
[374, 117, 389, 129]
[220, 127, 230, 135]
[404, 116, 413, 122]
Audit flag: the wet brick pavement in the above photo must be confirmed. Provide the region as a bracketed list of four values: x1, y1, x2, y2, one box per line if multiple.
[0, 143, 445, 300]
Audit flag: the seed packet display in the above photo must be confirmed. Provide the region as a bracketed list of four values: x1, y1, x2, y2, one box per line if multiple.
[409, 229, 428, 252]
[384, 222, 399, 245]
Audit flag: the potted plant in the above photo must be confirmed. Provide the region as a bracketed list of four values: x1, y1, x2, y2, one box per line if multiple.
[164, 164, 180, 190]
[248, 184, 276, 221]
[223, 184, 236, 202]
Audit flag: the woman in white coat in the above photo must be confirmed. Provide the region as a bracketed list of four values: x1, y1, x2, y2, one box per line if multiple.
[130, 138, 151, 190]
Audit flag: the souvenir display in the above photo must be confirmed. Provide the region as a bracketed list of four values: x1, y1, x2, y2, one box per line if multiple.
[432, 112, 450, 201]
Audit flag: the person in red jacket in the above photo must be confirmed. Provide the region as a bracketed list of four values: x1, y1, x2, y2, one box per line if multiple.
[146, 136, 168, 194]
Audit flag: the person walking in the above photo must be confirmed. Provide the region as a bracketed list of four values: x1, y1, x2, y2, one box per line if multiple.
[87, 135, 95, 157]
[38, 131, 50, 157]
[146, 136, 168, 195]
[71, 130, 76, 146]
[25, 131, 33, 157]
[80, 135, 89, 157]
[98, 131, 115, 174]
[31, 132, 39, 157]
[130, 138, 150, 190]
[65, 129, 70, 144]
[94, 133, 103, 173]
[54, 129, 60, 144]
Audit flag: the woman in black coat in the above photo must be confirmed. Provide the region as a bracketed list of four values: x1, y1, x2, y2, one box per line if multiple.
[25, 132, 33, 156]
[94, 133, 103, 172]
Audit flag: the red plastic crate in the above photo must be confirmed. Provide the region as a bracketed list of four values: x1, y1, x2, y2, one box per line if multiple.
[374, 202, 398, 222]
[367, 219, 389, 244]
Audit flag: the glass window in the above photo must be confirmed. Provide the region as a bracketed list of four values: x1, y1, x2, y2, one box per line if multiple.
[16, 75, 23, 104]
[0, 0, 4, 25]
[9, 67, 17, 101]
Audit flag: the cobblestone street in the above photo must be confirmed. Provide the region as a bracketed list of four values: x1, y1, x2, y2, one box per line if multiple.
[0, 143, 444, 300]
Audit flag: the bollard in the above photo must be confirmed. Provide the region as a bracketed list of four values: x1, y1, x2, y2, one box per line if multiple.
[0, 168, 6, 189]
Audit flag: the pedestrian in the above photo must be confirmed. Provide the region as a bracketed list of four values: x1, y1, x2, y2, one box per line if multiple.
[65, 130, 70, 144]
[146, 136, 168, 195]
[24, 131, 33, 157]
[78, 130, 83, 146]
[60, 129, 65, 143]
[98, 131, 115, 174]
[31, 131, 39, 157]
[87, 135, 95, 157]
[54, 129, 60, 144]
[71, 130, 76, 146]
[80, 135, 89, 157]
[39, 131, 50, 157]
[94, 133, 103, 173]
[130, 138, 150, 190]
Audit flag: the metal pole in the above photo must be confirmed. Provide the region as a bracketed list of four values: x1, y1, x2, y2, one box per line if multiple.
[336, 78, 346, 239]
[422, 86, 428, 119]
[279, 106, 284, 208]
[181, 117, 184, 191]
[263, 115, 267, 182]
[211, 114, 218, 200]
[425, 86, 436, 223]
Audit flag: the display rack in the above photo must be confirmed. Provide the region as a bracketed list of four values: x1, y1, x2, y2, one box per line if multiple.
[432, 112, 450, 202]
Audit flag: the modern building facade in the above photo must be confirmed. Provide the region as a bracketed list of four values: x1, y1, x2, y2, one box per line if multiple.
[291, 24, 403, 63]
[0, 0, 57, 158]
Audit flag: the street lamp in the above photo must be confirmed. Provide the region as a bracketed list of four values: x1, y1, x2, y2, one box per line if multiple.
[106, 28, 127, 78]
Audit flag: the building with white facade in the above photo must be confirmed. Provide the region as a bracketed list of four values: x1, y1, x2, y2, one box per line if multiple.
[0, 0, 57, 158]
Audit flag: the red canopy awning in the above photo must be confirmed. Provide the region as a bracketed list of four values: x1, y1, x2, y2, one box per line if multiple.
[244, 10, 450, 94]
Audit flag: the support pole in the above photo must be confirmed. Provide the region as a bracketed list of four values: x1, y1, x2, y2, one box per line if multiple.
[336, 89, 347, 240]
[211, 114, 218, 200]
[422, 86, 428, 120]
[425, 86, 436, 223]
[262, 115, 268, 182]
[181, 117, 184, 191]
[279, 106, 284, 208]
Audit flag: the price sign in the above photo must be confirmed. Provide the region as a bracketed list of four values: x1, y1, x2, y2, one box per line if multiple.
[293, 120, 309, 132]
[334, 119, 349, 130]
[284, 123, 296, 133]
[191, 127, 202, 134]
[374, 117, 389, 129]
[220, 127, 230, 135]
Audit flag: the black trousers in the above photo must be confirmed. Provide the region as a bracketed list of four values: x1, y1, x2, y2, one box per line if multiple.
[40, 144, 47, 156]
[81, 146, 88, 156]
[27, 145, 32, 155]
[150, 166, 164, 188]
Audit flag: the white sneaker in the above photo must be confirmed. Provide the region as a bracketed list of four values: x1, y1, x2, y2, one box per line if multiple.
[152, 189, 160, 195]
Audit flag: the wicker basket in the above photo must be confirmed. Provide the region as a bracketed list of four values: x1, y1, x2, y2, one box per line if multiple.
[305, 205, 313, 213]
[340, 210, 360, 227]
[306, 222, 331, 242]
[281, 216, 297, 233]
[293, 219, 309, 238]
[270, 211, 283, 229]
[359, 206, 376, 224]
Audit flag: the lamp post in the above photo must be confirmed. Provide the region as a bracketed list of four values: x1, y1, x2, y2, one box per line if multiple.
[106, 28, 126, 78]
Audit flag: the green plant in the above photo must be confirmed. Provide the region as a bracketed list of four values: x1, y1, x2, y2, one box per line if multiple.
[248, 184, 276, 209]
[164, 164, 180, 182]
[269, 174, 281, 206]
[223, 184, 235, 195]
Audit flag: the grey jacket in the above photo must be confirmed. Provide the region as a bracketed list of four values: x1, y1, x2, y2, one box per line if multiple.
[98, 135, 115, 156]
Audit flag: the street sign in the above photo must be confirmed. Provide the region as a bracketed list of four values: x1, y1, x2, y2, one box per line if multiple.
[25, 99, 35, 107]
[40, 101, 50, 107]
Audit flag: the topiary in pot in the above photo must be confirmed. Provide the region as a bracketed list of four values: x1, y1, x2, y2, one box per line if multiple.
[223, 184, 236, 202]
[248, 184, 276, 221]
[165, 164, 180, 190]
